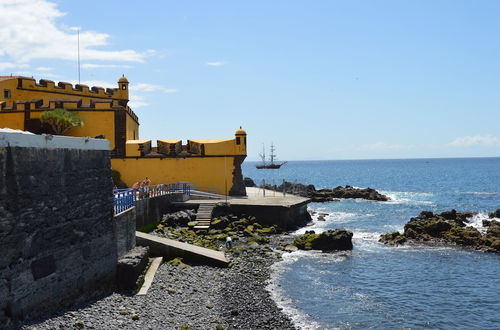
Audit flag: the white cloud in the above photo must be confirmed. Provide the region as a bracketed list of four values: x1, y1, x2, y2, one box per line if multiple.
[81, 63, 133, 69]
[448, 135, 500, 147]
[0, 62, 29, 71]
[134, 83, 178, 94]
[35, 66, 53, 71]
[206, 61, 226, 67]
[0, 0, 150, 67]
[128, 95, 149, 108]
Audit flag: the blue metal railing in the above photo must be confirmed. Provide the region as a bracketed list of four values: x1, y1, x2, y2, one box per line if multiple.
[113, 182, 191, 215]
[113, 189, 135, 215]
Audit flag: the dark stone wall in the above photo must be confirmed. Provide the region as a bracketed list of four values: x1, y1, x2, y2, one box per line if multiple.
[0, 145, 116, 327]
[229, 155, 247, 196]
[135, 193, 188, 228]
[114, 207, 136, 259]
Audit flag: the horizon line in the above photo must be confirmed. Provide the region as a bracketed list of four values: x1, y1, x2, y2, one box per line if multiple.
[244, 155, 500, 162]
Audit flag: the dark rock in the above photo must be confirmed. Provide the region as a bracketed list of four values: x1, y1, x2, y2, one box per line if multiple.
[485, 220, 500, 228]
[380, 209, 499, 254]
[489, 209, 500, 218]
[243, 177, 256, 187]
[161, 210, 196, 227]
[440, 209, 457, 220]
[116, 246, 150, 291]
[379, 231, 406, 245]
[294, 229, 353, 252]
[260, 181, 389, 202]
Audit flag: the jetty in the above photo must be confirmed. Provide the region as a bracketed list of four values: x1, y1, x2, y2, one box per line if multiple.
[177, 187, 311, 230]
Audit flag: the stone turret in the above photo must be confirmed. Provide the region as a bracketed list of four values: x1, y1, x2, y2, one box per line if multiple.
[116, 75, 129, 106]
[235, 126, 247, 155]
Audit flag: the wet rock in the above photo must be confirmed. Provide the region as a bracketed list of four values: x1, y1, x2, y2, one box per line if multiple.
[380, 209, 500, 253]
[379, 231, 406, 245]
[294, 229, 353, 252]
[489, 209, 500, 218]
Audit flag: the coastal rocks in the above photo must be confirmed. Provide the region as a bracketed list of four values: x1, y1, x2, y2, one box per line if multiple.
[161, 210, 196, 227]
[244, 177, 256, 187]
[488, 209, 500, 218]
[380, 209, 500, 253]
[259, 180, 389, 202]
[293, 229, 353, 252]
[116, 246, 150, 291]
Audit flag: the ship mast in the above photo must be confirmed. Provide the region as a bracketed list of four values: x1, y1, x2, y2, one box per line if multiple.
[270, 143, 276, 164]
[259, 143, 266, 164]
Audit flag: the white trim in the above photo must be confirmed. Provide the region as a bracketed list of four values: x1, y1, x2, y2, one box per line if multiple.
[0, 131, 109, 151]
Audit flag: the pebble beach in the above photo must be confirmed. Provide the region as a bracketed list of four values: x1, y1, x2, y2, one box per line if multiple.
[18, 241, 296, 330]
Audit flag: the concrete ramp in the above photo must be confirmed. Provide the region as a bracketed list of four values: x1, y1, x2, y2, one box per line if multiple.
[136, 231, 229, 268]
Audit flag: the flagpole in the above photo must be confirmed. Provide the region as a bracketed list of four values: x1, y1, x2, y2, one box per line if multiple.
[77, 29, 81, 84]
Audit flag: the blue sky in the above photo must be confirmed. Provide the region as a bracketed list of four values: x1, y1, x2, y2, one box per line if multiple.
[1, 0, 499, 160]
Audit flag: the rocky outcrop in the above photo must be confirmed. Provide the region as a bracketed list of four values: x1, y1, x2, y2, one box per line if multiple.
[293, 229, 353, 252]
[380, 209, 500, 253]
[259, 180, 389, 202]
[244, 177, 256, 187]
[160, 210, 196, 227]
[488, 209, 500, 218]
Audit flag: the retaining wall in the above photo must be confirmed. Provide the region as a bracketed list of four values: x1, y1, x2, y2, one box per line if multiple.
[135, 193, 188, 228]
[226, 201, 311, 230]
[0, 132, 116, 327]
[114, 207, 137, 259]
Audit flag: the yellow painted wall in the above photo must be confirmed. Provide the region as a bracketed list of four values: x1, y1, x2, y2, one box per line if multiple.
[1, 78, 128, 107]
[126, 113, 139, 140]
[1, 76, 129, 109]
[0, 112, 24, 130]
[111, 156, 237, 195]
[0, 79, 18, 107]
[70, 111, 116, 149]
[26, 110, 116, 149]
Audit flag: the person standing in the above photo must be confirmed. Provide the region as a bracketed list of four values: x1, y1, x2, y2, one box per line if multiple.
[143, 177, 151, 197]
[225, 236, 232, 249]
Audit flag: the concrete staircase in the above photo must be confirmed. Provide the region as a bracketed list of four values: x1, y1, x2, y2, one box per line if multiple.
[193, 203, 216, 230]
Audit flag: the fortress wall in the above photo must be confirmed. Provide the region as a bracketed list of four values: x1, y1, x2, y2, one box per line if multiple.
[111, 155, 246, 196]
[0, 132, 116, 327]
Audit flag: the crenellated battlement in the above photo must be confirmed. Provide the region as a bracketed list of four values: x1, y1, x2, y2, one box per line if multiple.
[13, 76, 128, 100]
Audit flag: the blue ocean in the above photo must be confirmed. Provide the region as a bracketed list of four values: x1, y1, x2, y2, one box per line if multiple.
[242, 158, 500, 329]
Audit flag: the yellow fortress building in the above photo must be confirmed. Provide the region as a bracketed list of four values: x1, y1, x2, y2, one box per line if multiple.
[0, 75, 247, 195]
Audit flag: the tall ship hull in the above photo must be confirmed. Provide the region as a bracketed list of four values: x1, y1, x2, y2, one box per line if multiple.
[256, 143, 287, 169]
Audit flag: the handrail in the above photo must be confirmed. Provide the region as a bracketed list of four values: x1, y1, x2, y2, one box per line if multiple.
[113, 182, 191, 215]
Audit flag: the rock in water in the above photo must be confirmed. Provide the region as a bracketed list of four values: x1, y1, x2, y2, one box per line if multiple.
[380, 209, 500, 253]
[489, 209, 500, 218]
[260, 181, 389, 202]
[294, 229, 353, 252]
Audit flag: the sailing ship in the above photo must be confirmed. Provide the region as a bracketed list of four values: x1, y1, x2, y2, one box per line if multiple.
[256, 143, 287, 169]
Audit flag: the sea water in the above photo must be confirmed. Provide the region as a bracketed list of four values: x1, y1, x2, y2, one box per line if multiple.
[243, 158, 500, 329]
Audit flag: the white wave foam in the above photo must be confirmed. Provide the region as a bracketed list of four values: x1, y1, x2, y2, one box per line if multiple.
[267, 250, 349, 329]
[459, 191, 500, 195]
[267, 252, 321, 329]
[382, 191, 435, 205]
[295, 211, 358, 235]
[467, 212, 497, 233]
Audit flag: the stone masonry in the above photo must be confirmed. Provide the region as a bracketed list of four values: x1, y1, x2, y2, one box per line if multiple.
[0, 132, 117, 327]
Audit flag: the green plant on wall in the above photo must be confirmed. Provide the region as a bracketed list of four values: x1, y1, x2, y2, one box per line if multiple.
[40, 108, 84, 135]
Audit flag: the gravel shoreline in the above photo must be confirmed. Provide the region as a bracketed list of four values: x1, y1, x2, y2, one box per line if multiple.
[17, 239, 297, 330]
